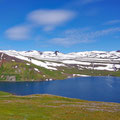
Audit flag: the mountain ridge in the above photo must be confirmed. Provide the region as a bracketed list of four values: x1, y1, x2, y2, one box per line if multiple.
[0, 50, 120, 81]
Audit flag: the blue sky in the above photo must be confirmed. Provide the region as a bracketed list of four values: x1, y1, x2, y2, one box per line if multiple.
[0, 0, 120, 53]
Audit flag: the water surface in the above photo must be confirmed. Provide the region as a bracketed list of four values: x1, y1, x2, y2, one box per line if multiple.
[0, 76, 120, 103]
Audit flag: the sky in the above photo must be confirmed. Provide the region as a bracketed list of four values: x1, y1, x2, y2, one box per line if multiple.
[0, 0, 120, 53]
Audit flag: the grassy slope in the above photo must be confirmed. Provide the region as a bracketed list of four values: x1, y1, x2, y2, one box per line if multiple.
[0, 61, 120, 81]
[0, 91, 120, 120]
[0, 62, 67, 81]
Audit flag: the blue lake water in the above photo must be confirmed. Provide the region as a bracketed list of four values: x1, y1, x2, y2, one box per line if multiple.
[0, 76, 120, 103]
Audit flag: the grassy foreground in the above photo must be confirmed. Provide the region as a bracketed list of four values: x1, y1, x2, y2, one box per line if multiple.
[0, 91, 120, 120]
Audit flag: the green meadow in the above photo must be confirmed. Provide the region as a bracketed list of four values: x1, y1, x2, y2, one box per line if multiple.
[0, 91, 119, 120]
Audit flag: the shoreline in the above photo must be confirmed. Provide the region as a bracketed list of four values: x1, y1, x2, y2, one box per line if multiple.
[0, 91, 120, 104]
[0, 75, 120, 82]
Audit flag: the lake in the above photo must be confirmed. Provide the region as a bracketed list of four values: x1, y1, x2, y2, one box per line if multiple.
[0, 76, 120, 103]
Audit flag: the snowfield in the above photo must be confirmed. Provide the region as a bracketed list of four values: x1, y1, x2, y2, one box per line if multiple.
[0, 50, 120, 71]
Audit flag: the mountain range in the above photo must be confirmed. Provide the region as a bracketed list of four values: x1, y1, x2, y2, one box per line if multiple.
[0, 50, 120, 81]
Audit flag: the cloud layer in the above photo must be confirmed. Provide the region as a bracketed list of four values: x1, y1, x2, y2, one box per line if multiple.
[50, 27, 120, 46]
[104, 20, 120, 25]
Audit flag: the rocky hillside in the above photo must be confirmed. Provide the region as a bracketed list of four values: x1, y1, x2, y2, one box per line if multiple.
[0, 50, 120, 81]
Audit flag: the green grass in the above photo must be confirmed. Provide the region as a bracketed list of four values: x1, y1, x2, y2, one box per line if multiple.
[0, 61, 120, 81]
[0, 91, 120, 120]
[0, 62, 65, 81]
[0, 91, 11, 96]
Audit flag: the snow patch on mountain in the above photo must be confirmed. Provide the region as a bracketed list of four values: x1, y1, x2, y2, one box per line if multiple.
[0, 50, 120, 71]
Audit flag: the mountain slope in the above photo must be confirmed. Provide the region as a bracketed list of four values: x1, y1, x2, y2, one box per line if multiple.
[0, 50, 120, 81]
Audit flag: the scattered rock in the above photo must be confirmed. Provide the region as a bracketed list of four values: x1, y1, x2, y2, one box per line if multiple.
[34, 68, 40, 72]
[15, 66, 18, 68]
[43, 75, 46, 77]
[12, 59, 15, 62]
[1, 75, 4, 78]
[6, 76, 16, 81]
[26, 63, 30, 65]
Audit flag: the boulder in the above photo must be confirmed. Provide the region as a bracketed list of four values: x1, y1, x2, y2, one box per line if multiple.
[6, 76, 16, 81]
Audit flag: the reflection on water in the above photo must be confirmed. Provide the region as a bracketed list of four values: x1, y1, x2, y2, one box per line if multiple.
[105, 76, 114, 88]
[0, 76, 120, 103]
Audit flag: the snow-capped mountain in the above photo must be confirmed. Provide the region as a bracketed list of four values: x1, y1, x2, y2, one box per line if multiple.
[0, 50, 120, 71]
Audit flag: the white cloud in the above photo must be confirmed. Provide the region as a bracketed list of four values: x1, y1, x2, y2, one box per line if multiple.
[89, 28, 120, 37]
[27, 9, 75, 31]
[43, 26, 55, 31]
[80, 0, 102, 5]
[104, 20, 120, 25]
[50, 27, 120, 46]
[5, 9, 76, 40]
[5, 25, 31, 40]
[68, 0, 103, 7]
[50, 28, 93, 46]
[51, 38, 78, 46]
